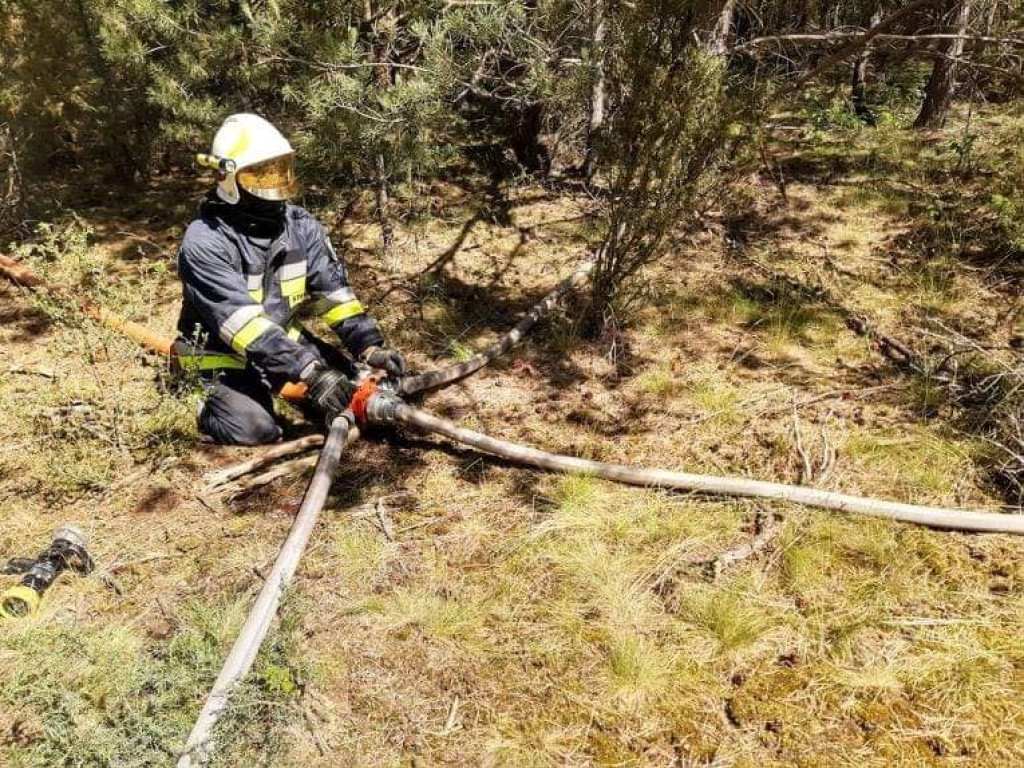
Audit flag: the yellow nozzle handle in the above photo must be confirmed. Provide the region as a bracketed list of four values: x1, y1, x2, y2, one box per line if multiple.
[1, 585, 41, 619]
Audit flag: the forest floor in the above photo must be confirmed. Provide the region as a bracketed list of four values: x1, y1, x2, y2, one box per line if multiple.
[1, 106, 1023, 767]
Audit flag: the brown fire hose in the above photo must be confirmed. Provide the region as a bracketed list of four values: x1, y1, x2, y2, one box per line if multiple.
[0, 254, 307, 401]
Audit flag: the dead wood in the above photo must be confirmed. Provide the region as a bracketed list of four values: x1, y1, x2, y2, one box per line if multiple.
[708, 510, 782, 579]
[204, 434, 325, 491]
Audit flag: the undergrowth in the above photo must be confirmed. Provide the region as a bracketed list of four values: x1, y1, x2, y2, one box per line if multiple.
[1, 103, 1022, 766]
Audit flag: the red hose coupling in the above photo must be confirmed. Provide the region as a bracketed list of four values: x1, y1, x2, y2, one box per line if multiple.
[349, 378, 379, 425]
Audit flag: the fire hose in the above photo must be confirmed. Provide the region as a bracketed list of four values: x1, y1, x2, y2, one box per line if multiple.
[397, 259, 595, 395]
[178, 375, 395, 765]
[363, 393, 1024, 535]
[0, 253, 307, 402]
[178, 413, 358, 767]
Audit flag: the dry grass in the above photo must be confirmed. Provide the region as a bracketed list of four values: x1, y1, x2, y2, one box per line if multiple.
[2, 108, 1023, 767]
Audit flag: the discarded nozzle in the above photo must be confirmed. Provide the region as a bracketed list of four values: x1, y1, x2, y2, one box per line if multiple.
[1, 525, 94, 619]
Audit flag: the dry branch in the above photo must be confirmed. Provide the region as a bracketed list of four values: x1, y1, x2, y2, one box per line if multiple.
[783, 0, 942, 95]
[710, 510, 781, 578]
[746, 258, 924, 371]
[737, 33, 1024, 51]
[221, 454, 320, 499]
[792, 397, 813, 485]
[204, 434, 325, 491]
[756, 384, 900, 419]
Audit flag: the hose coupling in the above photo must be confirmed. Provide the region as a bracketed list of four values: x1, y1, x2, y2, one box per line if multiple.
[349, 375, 404, 426]
[366, 390, 403, 425]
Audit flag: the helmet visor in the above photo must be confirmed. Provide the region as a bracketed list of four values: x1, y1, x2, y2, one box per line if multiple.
[236, 154, 298, 201]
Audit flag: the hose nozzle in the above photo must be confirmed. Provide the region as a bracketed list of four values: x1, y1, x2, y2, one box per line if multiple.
[1, 525, 94, 620]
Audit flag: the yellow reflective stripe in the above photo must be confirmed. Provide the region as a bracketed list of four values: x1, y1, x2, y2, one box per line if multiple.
[230, 315, 274, 354]
[321, 300, 364, 326]
[177, 353, 247, 371]
[281, 276, 305, 297]
[248, 288, 264, 302]
[285, 322, 303, 342]
[219, 304, 263, 345]
[281, 276, 307, 307]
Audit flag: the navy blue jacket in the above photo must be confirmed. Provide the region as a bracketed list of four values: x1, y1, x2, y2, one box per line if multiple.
[176, 196, 384, 385]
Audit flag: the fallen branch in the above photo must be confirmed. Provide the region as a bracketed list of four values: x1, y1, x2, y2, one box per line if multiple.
[204, 434, 325, 491]
[300, 703, 329, 757]
[221, 454, 320, 499]
[4, 365, 56, 378]
[756, 384, 900, 419]
[104, 551, 180, 576]
[746, 258, 925, 372]
[373, 498, 396, 542]
[792, 396, 813, 485]
[709, 510, 781, 579]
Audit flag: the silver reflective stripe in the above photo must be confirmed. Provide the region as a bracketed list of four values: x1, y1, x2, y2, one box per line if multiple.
[219, 304, 264, 345]
[246, 273, 263, 291]
[279, 261, 307, 281]
[321, 286, 356, 304]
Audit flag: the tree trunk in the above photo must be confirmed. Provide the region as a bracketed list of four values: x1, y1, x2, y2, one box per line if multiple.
[364, 1, 394, 255]
[851, 6, 883, 125]
[0, 123, 27, 236]
[510, 102, 550, 174]
[707, 0, 738, 57]
[914, 0, 973, 129]
[582, 0, 606, 182]
[375, 152, 393, 256]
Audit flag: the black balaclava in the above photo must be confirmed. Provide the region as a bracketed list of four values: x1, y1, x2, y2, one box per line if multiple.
[228, 187, 287, 240]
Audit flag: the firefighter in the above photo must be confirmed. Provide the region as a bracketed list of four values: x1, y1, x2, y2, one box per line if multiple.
[174, 113, 405, 445]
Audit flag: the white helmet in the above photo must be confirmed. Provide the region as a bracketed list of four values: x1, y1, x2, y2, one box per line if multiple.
[202, 113, 297, 204]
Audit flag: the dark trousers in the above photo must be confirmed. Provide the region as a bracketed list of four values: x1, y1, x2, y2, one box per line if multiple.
[198, 371, 283, 446]
[194, 333, 354, 446]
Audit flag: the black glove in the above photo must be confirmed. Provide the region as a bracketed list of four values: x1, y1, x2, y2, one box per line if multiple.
[360, 347, 406, 378]
[303, 364, 356, 421]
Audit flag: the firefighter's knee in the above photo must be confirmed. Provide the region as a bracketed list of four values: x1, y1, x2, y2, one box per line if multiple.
[198, 378, 282, 446]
